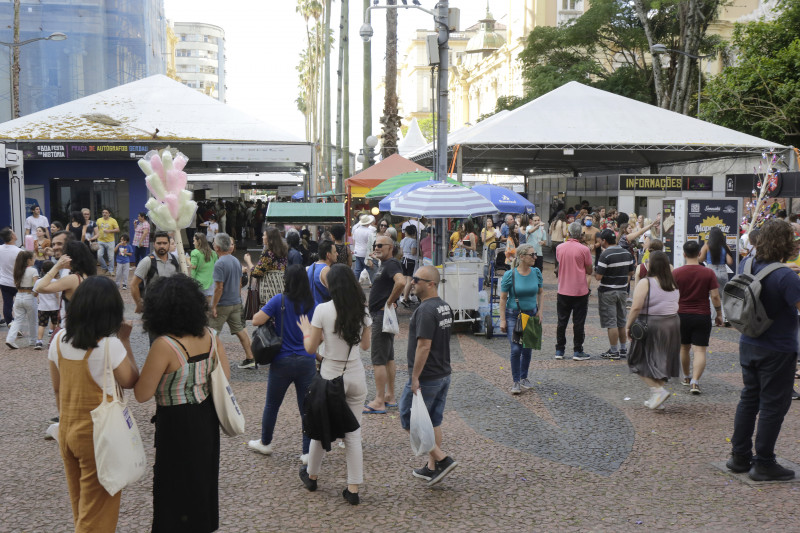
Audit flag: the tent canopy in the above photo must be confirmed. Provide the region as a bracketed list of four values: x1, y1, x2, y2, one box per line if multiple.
[266, 202, 345, 223]
[409, 82, 785, 174]
[346, 153, 429, 196]
[398, 118, 428, 157]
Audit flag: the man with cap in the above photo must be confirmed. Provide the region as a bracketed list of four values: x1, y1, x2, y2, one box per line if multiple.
[353, 214, 377, 284]
[594, 229, 635, 360]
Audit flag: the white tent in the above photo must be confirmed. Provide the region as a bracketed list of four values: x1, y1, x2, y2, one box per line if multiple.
[398, 118, 428, 157]
[410, 82, 785, 173]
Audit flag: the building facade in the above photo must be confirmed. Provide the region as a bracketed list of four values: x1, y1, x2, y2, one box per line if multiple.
[0, 0, 167, 123]
[173, 22, 226, 102]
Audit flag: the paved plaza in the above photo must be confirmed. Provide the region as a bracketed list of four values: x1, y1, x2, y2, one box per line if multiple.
[1, 268, 799, 532]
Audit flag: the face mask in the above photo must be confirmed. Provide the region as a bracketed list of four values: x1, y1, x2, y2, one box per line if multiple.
[585, 220, 592, 227]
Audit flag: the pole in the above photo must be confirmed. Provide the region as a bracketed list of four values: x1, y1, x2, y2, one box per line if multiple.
[697, 58, 702, 116]
[11, 0, 20, 119]
[433, 1, 449, 266]
[362, 0, 372, 170]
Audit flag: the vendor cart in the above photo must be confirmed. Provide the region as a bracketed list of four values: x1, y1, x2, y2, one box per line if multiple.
[436, 258, 483, 332]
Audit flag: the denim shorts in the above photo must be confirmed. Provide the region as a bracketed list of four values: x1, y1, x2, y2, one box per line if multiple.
[399, 375, 451, 430]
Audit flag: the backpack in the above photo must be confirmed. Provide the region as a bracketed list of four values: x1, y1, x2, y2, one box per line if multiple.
[141, 253, 179, 296]
[722, 257, 789, 337]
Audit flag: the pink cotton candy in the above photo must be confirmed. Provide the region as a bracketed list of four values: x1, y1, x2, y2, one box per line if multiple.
[150, 154, 165, 179]
[172, 155, 187, 172]
[166, 169, 187, 193]
[165, 194, 179, 219]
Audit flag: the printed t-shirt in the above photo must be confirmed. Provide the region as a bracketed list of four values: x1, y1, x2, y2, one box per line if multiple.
[738, 258, 800, 352]
[555, 239, 592, 296]
[262, 294, 315, 360]
[368, 258, 403, 312]
[116, 244, 133, 264]
[95, 217, 119, 243]
[48, 331, 126, 394]
[500, 267, 543, 311]
[212, 254, 242, 306]
[673, 264, 719, 314]
[311, 301, 371, 361]
[406, 296, 452, 381]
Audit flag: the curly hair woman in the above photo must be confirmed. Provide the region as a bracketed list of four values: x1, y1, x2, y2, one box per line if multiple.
[134, 274, 231, 532]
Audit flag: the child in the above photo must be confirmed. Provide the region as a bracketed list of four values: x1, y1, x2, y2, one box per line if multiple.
[201, 213, 219, 240]
[5, 251, 38, 349]
[35, 259, 60, 350]
[114, 234, 133, 290]
[33, 226, 51, 274]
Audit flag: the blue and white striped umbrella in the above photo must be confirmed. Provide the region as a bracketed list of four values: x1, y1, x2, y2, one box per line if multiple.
[389, 183, 499, 218]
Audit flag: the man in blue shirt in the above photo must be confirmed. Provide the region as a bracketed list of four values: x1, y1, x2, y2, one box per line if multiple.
[727, 220, 800, 481]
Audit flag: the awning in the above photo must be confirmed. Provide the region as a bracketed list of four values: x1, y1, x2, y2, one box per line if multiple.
[266, 202, 346, 223]
[346, 153, 430, 196]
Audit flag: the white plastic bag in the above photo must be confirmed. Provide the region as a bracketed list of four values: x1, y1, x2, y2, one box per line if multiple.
[209, 331, 246, 437]
[382, 302, 400, 335]
[90, 342, 147, 496]
[359, 268, 370, 286]
[410, 390, 435, 456]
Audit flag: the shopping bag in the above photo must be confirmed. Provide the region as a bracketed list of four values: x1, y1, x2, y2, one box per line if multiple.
[209, 332, 245, 436]
[241, 281, 261, 322]
[90, 342, 147, 496]
[410, 390, 436, 456]
[359, 268, 370, 286]
[382, 303, 400, 335]
[513, 313, 542, 350]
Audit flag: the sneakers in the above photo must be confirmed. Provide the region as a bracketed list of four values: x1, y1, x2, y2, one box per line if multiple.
[299, 466, 317, 491]
[121, 284, 128, 290]
[749, 461, 795, 482]
[554, 350, 565, 360]
[690, 383, 701, 395]
[412, 464, 436, 481]
[793, 390, 800, 401]
[572, 352, 590, 361]
[619, 347, 627, 359]
[520, 378, 533, 390]
[644, 388, 670, 409]
[726, 453, 752, 473]
[510, 382, 521, 395]
[237, 358, 257, 369]
[47, 329, 53, 335]
[599, 350, 620, 360]
[682, 377, 691, 386]
[5, 341, 19, 350]
[35, 340, 43, 350]
[48, 415, 59, 424]
[247, 439, 273, 455]
[300, 454, 309, 465]
[428, 456, 458, 486]
[342, 488, 360, 505]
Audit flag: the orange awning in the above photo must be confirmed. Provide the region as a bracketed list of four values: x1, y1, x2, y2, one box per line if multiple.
[346, 153, 430, 196]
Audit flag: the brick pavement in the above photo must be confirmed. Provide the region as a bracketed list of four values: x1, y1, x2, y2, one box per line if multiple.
[1, 268, 799, 532]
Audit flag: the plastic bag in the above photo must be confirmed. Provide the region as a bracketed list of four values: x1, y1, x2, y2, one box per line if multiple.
[359, 268, 371, 286]
[382, 302, 400, 335]
[410, 390, 436, 456]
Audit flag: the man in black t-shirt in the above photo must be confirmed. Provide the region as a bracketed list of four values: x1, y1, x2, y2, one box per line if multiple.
[399, 265, 458, 486]
[364, 235, 406, 414]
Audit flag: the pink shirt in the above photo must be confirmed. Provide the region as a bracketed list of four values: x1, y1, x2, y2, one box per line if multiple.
[556, 239, 592, 296]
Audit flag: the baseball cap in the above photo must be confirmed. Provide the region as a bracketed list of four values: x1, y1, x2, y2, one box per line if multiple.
[599, 229, 616, 242]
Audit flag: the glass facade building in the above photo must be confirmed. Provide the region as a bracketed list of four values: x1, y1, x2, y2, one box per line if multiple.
[0, 0, 167, 123]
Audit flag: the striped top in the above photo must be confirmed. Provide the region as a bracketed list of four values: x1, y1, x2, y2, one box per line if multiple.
[596, 245, 635, 292]
[154, 332, 214, 407]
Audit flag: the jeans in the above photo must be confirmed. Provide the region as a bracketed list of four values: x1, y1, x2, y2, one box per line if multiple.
[556, 293, 589, 353]
[505, 308, 535, 383]
[353, 255, 375, 284]
[134, 246, 149, 265]
[97, 241, 115, 273]
[731, 342, 797, 464]
[0, 284, 17, 324]
[260, 353, 317, 454]
[399, 375, 451, 430]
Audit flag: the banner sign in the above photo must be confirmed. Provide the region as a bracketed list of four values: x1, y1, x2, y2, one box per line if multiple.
[619, 175, 713, 192]
[685, 199, 739, 252]
[23, 143, 152, 160]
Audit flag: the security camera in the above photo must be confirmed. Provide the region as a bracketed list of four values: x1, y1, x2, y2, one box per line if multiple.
[360, 23, 373, 42]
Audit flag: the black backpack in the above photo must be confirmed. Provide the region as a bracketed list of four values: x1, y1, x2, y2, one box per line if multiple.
[141, 253, 179, 296]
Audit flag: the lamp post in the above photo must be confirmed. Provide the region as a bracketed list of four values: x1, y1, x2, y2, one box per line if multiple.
[361, 1, 449, 264]
[650, 43, 714, 116]
[336, 157, 344, 192]
[1, 31, 67, 120]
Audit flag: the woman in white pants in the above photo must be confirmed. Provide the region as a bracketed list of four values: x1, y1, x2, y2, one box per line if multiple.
[5, 251, 38, 349]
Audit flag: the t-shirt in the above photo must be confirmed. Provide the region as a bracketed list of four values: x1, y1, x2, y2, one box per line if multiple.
[406, 296, 452, 381]
[205, 222, 219, 240]
[134, 254, 179, 288]
[25, 214, 49, 235]
[420, 236, 432, 259]
[555, 239, 592, 296]
[115, 244, 133, 264]
[596, 245, 634, 292]
[352, 224, 375, 258]
[400, 236, 417, 259]
[212, 254, 242, 306]
[18, 266, 37, 288]
[311, 301, 371, 362]
[95, 217, 119, 243]
[288, 248, 303, 266]
[48, 331, 126, 394]
[738, 258, 800, 352]
[673, 264, 719, 315]
[500, 267, 543, 312]
[368, 258, 403, 312]
[481, 228, 498, 249]
[37, 288, 61, 312]
[190, 249, 218, 290]
[527, 226, 547, 255]
[0, 244, 21, 286]
[262, 294, 315, 360]
[307, 262, 331, 305]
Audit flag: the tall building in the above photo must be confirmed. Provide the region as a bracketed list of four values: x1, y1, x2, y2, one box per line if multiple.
[0, 0, 167, 123]
[173, 22, 226, 102]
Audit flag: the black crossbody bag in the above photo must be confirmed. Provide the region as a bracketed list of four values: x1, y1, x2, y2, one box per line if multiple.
[251, 294, 284, 365]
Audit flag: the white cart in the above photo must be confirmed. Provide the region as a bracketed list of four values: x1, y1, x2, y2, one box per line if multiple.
[437, 258, 482, 332]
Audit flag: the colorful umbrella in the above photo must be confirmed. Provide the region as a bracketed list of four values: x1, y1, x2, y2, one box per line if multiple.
[389, 183, 499, 219]
[470, 184, 535, 214]
[378, 180, 442, 211]
[364, 171, 459, 198]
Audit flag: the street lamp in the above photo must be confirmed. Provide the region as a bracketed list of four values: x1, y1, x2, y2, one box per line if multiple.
[0, 32, 67, 119]
[336, 157, 344, 193]
[650, 43, 714, 116]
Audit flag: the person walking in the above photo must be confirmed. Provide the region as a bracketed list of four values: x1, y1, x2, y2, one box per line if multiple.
[352, 214, 377, 284]
[726, 220, 800, 481]
[332, 224, 352, 267]
[399, 265, 459, 486]
[625, 251, 681, 410]
[134, 274, 229, 532]
[700, 227, 734, 326]
[526, 214, 547, 272]
[247, 265, 317, 465]
[188, 233, 218, 302]
[246, 227, 288, 279]
[499, 243, 544, 394]
[131, 212, 151, 265]
[672, 241, 723, 394]
[298, 264, 371, 506]
[399, 225, 418, 307]
[0, 227, 22, 326]
[131, 232, 180, 344]
[209, 233, 255, 369]
[364, 235, 405, 414]
[307, 240, 337, 306]
[113, 234, 133, 290]
[81, 208, 97, 251]
[554, 222, 593, 361]
[48, 276, 139, 533]
[25, 205, 50, 239]
[595, 229, 635, 360]
[95, 209, 119, 276]
[5, 251, 38, 349]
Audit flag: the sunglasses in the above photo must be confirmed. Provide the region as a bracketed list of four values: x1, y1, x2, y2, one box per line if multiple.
[373, 243, 389, 249]
[412, 276, 433, 284]
[380, 223, 388, 227]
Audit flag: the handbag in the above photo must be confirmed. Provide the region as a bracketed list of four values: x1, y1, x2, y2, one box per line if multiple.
[209, 330, 246, 436]
[241, 278, 261, 322]
[90, 340, 147, 496]
[630, 279, 650, 341]
[90, 242, 100, 252]
[511, 268, 525, 345]
[251, 294, 285, 366]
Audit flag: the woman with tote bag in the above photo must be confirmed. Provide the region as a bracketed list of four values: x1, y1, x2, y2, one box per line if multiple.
[48, 276, 140, 533]
[134, 274, 231, 532]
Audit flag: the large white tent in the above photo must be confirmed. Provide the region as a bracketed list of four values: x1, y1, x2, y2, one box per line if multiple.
[409, 82, 786, 173]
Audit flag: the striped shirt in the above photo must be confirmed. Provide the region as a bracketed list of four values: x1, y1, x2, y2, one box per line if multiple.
[596, 245, 634, 292]
[155, 334, 213, 406]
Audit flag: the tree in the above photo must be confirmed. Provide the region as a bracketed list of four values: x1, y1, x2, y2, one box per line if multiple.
[380, 0, 401, 159]
[700, 1, 800, 146]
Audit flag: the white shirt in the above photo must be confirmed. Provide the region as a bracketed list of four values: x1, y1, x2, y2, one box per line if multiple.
[37, 289, 61, 312]
[18, 266, 37, 288]
[0, 244, 21, 287]
[401, 219, 423, 235]
[206, 222, 219, 240]
[353, 224, 375, 258]
[25, 214, 49, 235]
[311, 301, 372, 361]
[48, 331, 126, 394]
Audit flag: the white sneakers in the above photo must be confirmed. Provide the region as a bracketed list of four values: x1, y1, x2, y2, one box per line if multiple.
[247, 440, 273, 455]
[644, 388, 670, 409]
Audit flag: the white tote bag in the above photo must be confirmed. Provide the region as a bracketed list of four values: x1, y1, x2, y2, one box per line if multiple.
[409, 390, 436, 456]
[90, 341, 147, 496]
[209, 332, 245, 437]
[382, 302, 400, 335]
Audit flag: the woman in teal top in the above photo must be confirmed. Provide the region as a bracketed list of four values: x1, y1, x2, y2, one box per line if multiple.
[189, 233, 218, 301]
[498, 243, 543, 395]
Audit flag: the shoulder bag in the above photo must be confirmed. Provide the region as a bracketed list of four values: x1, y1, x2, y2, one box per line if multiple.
[209, 330, 246, 436]
[511, 269, 527, 345]
[241, 276, 261, 322]
[630, 279, 650, 341]
[90, 340, 147, 496]
[251, 295, 284, 365]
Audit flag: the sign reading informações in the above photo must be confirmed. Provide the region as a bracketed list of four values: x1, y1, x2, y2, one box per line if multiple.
[619, 175, 713, 192]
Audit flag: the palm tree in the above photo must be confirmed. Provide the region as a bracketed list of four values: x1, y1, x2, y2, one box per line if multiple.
[380, 0, 400, 159]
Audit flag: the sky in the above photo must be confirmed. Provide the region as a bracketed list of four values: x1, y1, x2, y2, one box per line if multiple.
[164, 0, 505, 147]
